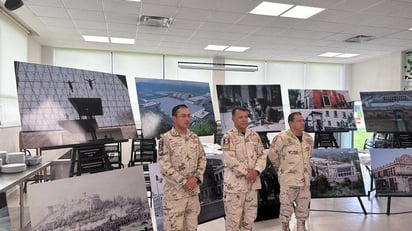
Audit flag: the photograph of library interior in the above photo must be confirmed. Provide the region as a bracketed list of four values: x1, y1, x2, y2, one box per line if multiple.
[2, 1, 412, 231]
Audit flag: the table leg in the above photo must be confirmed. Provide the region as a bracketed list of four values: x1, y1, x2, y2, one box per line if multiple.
[19, 181, 24, 230]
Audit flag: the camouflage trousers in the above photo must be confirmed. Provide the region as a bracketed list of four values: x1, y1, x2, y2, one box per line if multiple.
[162, 195, 200, 231]
[279, 185, 311, 223]
[223, 190, 258, 231]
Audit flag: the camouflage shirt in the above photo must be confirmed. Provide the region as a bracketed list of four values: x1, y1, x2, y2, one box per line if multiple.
[268, 129, 313, 187]
[221, 127, 267, 193]
[158, 127, 206, 199]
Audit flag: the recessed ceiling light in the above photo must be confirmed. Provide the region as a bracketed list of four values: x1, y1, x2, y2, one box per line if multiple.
[127, 0, 141, 2]
[318, 52, 342, 57]
[226, 46, 250, 52]
[110, 37, 135, 44]
[204, 45, 228, 51]
[336, 53, 360, 58]
[82, 35, 109, 43]
[281, 5, 325, 19]
[250, 1, 293, 16]
[409, 28, 412, 31]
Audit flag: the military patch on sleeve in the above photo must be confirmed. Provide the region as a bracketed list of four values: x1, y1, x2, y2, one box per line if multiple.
[222, 137, 231, 151]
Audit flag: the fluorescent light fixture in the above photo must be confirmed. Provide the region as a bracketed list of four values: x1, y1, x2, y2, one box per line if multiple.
[336, 53, 360, 58]
[83, 35, 109, 43]
[318, 52, 360, 58]
[110, 37, 135, 44]
[127, 0, 141, 2]
[250, 1, 293, 16]
[408, 28, 412, 31]
[280, 5, 325, 19]
[318, 52, 342, 57]
[178, 61, 258, 72]
[225, 46, 250, 52]
[204, 45, 228, 51]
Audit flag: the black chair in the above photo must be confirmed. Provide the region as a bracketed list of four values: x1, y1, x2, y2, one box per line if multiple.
[69, 144, 113, 177]
[104, 142, 124, 169]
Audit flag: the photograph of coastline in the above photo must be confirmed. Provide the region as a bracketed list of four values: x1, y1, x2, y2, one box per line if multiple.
[135, 78, 216, 138]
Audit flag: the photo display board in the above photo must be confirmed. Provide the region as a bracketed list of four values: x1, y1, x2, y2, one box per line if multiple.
[135, 78, 216, 138]
[289, 89, 356, 132]
[15, 61, 137, 149]
[216, 84, 284, 133]
[28, 167, 152, 231]
[370, 148, 412, 196]
[360, 90, 412, 133]
[311, 148, 366, 198]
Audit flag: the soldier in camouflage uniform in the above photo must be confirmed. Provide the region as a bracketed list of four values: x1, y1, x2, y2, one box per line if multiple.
[221, 107, 267, 231]
[158, 104, 206, 231]
[268, 112, 313, 231]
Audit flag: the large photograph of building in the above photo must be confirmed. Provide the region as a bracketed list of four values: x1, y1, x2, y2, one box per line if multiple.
[28, 167, 152, 231]
[15, 62, 137, 149]
[289, 89, 356, 132]
[370, 148, 412, 196]
[216, 84, 284, 133]
[135, 78, 216, 138]
[310, 148, 366, 197]
[360, 91, 412, 132]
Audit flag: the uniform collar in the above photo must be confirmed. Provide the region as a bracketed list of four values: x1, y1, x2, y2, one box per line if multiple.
[171, 127, 192, 137]
[232, 127, 250, 137]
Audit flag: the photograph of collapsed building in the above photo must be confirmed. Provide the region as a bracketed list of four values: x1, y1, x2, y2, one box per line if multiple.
[15, 61, 137, 149]
[216, 84, 284, 133]
[360, 90, 412, 133]
[310, 148, 366, 197]
[370, 148, 412, 196]
[135, 78, 216, 138]
[289, 89, 356, 132]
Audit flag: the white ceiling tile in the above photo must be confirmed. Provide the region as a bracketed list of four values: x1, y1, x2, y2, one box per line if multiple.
[140, 3, 179, 17]
[107, 23, 137, 32]
[62, 0, 103, 10]
[68, 9, 105, 21]
[38, 17, 74, 27]
[174, 7, 211, 20]
[105, 12, 138, 24]
[74, 20, 107, 30]
[26, 6, 70, 18]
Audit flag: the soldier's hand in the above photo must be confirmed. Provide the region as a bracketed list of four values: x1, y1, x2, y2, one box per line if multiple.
[246, 169, 258, 183]
[183, 176, 198, 192]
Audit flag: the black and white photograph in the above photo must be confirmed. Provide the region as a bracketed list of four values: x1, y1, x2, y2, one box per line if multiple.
[27, 167, 152, 231]
[370, 148, 412, 196]
[360, 90, 412, 133]
[216, 84, 284, 133]
[289, 89, 356, 132]
[0, 192, 11, 231]
[310, 148, 366, 198]
[15, 62, 137, 149]
[135, 78, 217, 138]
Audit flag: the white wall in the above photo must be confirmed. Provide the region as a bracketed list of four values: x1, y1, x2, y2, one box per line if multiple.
[350, 52, 402, 101]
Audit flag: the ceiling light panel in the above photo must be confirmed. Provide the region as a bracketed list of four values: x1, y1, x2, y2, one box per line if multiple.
[250, 2, 293, 17]
[226, 46, 250, 52]
[336, 53, 360, 58]
[318, 52, 341, 57]
[204, 45, 228, 51]
[280, 5, 325, 19]
[110, 37, 135, 44]
[83, 35, 109, 43]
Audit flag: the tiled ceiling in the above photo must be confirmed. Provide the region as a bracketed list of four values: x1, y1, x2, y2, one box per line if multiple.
[3, 0, 412, 64]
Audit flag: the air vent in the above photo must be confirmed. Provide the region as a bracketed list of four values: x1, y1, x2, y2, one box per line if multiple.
[138, 15, 174, 28]
[344, 35, 376, 43]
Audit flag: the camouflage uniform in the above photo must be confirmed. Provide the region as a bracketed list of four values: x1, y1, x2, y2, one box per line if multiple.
[268, 129, 313, 224]
[221, 127, 267, 231]
[158, 127, 206, 231]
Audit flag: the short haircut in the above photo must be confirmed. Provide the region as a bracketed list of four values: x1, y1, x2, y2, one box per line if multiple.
[172, 104, 188, 116]
[288, 112, 302, 122]
[232, 106, 248, 117]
